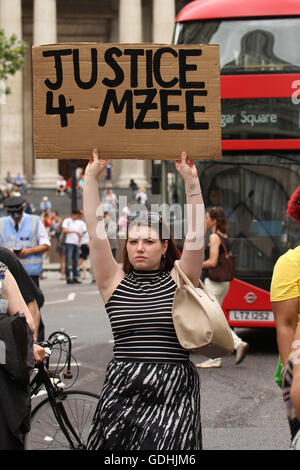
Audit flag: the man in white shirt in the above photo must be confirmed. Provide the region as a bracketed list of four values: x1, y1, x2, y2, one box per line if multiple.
[62, 209, 86, 284]
[56, 175, 67, 195]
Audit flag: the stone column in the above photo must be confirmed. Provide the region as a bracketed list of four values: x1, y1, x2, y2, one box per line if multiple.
[119, 0, 142, 43]
[32, 0, 59, 188]
[0, 0, 24, 180]
[116, 0, 149, 188]
[153, 0, 176, 43]
[152, 0, 176, 203]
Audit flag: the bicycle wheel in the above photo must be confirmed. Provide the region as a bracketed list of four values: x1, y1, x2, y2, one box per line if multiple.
[25, 391, 99, 450]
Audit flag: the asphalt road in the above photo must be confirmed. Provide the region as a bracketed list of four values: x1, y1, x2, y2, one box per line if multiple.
[38, 271, 291, 451]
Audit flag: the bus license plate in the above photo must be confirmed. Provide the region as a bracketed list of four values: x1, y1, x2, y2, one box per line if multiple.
[229, 310, 274, 322]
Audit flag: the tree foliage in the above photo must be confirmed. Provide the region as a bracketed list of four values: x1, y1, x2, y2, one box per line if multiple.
[0, 29, 27, 94]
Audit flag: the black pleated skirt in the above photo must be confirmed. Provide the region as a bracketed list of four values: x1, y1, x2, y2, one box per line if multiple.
[87, 359, 202, 450]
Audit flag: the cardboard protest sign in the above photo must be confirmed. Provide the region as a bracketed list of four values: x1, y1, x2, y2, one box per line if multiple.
[32, 43, 221, 160]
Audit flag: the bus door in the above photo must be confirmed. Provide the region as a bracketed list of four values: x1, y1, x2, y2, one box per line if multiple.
[196, 153, 300, 327]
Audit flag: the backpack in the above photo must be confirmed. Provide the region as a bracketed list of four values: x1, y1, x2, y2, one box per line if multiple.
[0, 312, 34, 387]
[58, 229, 66, 245]
[58, 219, 68, 245]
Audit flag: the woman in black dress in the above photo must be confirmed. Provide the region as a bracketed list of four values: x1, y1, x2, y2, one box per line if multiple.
[83, 149, 205, 450]
[197, 207, 248, 368]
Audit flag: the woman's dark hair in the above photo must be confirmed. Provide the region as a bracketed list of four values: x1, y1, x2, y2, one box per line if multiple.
[208, 206, 227, 233]
[122, 212, 181, 274]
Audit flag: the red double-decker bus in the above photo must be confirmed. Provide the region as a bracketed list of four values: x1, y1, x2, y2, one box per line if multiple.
[172, 0, 300, 328]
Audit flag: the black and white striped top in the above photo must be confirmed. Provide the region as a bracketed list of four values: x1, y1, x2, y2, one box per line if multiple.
[105, 269, 189, 362]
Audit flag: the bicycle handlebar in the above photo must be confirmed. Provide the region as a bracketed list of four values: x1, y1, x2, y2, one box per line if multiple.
[40, 331, 77, 380]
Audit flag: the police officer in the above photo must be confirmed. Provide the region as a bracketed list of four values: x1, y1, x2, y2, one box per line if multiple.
[0, 196, 51, 341]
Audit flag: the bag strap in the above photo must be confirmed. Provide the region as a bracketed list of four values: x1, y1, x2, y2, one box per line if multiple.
[216, 233, 230, 257]
[173, 260, 195, 287]
[173, 260, 214, 300]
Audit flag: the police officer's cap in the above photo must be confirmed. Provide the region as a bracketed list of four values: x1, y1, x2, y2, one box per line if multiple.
[4, 196, 26, 211]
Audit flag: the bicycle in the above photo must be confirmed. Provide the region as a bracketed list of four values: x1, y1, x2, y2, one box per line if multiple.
[25, 331, 99, 450]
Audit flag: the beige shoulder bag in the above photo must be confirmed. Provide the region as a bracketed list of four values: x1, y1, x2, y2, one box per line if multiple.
[172, 260, 234, 359]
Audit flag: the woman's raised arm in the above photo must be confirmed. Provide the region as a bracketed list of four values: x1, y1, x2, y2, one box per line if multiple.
[83, 149, 123, 293]
[174, 151, 205, 286]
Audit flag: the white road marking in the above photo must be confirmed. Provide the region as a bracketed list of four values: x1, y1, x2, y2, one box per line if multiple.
[31, 366, 82, 399]
[32, 389, 47, 399]
[80, 290, 99, 295]
[45, 292, 76, 305]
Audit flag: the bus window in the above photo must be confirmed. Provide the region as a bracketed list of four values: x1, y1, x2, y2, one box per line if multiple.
[174, 18, 300, 74]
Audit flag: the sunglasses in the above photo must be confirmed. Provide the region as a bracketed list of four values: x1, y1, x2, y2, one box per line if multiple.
[127, 212, 162, 223]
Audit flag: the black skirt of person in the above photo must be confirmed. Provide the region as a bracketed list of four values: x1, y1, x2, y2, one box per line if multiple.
[87, 359, 202, 450]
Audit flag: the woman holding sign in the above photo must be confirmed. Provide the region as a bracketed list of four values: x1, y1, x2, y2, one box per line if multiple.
[83, 149, 204, 450]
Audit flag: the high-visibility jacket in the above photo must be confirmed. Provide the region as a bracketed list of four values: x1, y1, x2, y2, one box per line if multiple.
[0, 215, 43, 276]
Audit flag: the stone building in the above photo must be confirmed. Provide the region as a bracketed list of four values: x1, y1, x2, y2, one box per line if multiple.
[0, 0, 190, 189]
